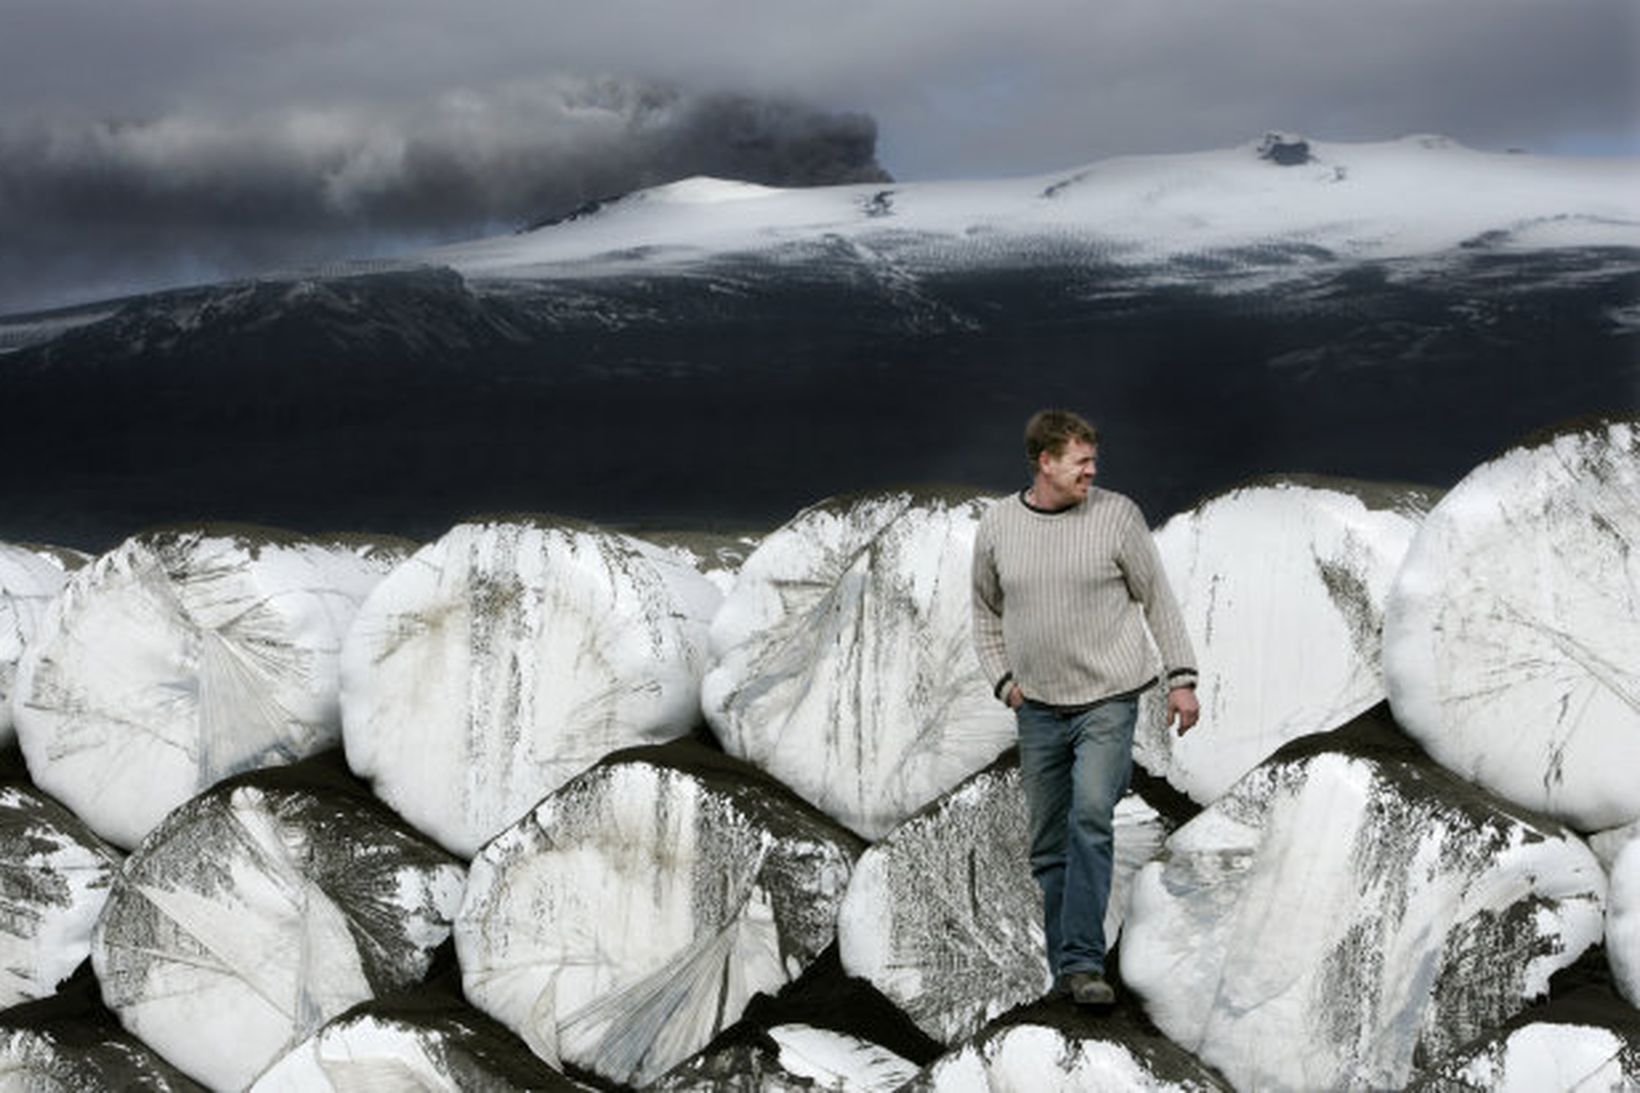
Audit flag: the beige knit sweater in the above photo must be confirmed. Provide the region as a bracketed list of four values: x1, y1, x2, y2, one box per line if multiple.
[971, 488, 1197, 707]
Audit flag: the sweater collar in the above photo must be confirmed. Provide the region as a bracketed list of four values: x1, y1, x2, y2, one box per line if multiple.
[1018, 487, 1082, 515]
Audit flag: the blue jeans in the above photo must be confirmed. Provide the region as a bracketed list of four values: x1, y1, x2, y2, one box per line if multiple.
[1015, 695, 1137, 978]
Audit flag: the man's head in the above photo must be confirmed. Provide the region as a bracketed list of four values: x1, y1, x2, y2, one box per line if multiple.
[1024, 410, 1098, 469]
[1024, 409, 1099, 507]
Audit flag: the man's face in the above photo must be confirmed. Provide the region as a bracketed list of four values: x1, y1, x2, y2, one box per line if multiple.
[1038, 438, 1097, 503]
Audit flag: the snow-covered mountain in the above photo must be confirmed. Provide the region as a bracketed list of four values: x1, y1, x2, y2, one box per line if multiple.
[433, 133, 1639, 287]
[0, 134, 1634, 549]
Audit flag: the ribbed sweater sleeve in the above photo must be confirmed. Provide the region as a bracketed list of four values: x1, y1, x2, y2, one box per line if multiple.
[1114, 501, 1199, 692]
[968, 489, 1197, 706]
[970, 514, 1012, 696]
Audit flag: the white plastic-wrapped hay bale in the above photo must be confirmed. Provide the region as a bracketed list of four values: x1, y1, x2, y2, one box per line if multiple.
[1135, 476, 1436, 804]
[249, 991, 590, 1091]
[641, 527, 763, 598]
[341, 516, 722, 857]
[1409, 1019, 1640, 1090]
[911, 1020, 1229, 1091]
[0, 1015, 204, 1091]
[1383, 417, 1640, 831]
[1610, 833, 1640, 1009]
[91, 761, 466, 1091]
[652, 1024, 920, 1092]
[701, 489, 1014, 841]
[455, 744, 862, 1089]
[837, 753, 1168, 1044]
[0, 541, 73, 744]
[1122, 708, 1608, 1091]
[0, 779, 121, 1007]
[12, 524, 406, 848]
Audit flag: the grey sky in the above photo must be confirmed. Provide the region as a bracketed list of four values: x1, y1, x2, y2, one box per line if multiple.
[2, 0, 1635, 312]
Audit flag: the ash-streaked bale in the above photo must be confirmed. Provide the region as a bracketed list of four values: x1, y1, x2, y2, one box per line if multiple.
[1610, 834, 1640, 1009]
[639, 527, 765, 598]
[341, 516, 721, 857]
[1122, 706, 1608, 1091]
[837, 752, 1169, 1044]
[0, 781, 121, 1008]
[91, 760, 467, 1091]
[249, 993, 590, 1092]
[1401, 969, 1640, 1091]
[910, 1020, 1229, 1092]
[0, 1026, 207, 1092]
[651, 1024, 919, 1092]
[1590, 820, 1640, 873]
[12, 524, 406, 848]
[701, 489, 1014, 841]
[17, 543, 92, 572]
[456, 744, 864, 1089]
[1135, 476, 1436, 804]
[1383, 417, 1640, 832]
[0, 542, 71, 743]
[1408, 1021, 1640, 1090]
[0, 964, 204, 1092]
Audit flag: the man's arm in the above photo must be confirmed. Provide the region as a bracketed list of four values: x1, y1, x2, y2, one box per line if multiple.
[1115, 503, 1200, 734]
[970, 516, 1018, 706]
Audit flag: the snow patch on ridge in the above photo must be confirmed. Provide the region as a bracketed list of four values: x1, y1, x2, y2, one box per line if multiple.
[431, 136, 1640, 293]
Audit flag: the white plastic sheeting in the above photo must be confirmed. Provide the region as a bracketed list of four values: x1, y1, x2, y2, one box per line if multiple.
[341, 517, 721, 856]
[915, 1022, 1228, 1092]
[1122, 733, 1608, 1091]
[91, 778, 466, 1090]
[13, 525, 403, 847]
[1384, 418, 1640, 831]
[250, 1005, 588, 1091]
[838, 756, 1166, 1044]
[702, 490, 1013, 840]
[0, 783, 121, 1007]
[1137, 477, 1434, 803]
[456, 751, 860, 1088]
[1412, 1022, 1639, 1091]
[1609, 833, 1640, 1009]
[0, 542, 71, 743]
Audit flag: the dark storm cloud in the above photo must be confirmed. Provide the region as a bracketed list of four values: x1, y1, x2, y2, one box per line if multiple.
[0, 78, 888, 312]
[1, 0, 1633, 311]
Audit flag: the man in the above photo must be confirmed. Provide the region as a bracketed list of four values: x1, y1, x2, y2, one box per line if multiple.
[970, 409, 1199, 1007]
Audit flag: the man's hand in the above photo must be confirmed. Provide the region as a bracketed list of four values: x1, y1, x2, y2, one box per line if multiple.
[1166, 685, 1200, 736]
[1006, 682, 1024, 709]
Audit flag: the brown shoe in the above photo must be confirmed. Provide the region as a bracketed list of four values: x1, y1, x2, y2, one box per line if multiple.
[1065, 970, 1115, 1006]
